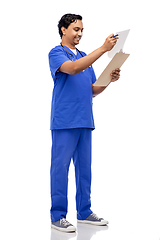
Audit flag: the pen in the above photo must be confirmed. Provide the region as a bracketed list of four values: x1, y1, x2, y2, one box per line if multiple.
[112, 34, 118, 38]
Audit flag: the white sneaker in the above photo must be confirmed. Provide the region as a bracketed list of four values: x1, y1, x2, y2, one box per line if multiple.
[77, 213, 109, 226]
[51, 218, 76, 233]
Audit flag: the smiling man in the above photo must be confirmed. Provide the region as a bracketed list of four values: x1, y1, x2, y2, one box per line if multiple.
[48, 13, 120, 233]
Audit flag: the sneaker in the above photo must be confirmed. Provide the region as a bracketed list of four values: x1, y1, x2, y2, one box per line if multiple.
[77, 213, 109, 226]
[51, 218, 76, 233]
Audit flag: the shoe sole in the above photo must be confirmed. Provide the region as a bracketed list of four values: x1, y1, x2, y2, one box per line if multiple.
[77, 219, 109, 226]
[51, 224, 76, 233]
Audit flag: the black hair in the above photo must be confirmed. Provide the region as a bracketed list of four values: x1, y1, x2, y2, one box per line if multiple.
[58, 13, 82, 38]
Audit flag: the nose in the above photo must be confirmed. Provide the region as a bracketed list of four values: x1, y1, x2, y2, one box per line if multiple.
[78, 30, 83, 37]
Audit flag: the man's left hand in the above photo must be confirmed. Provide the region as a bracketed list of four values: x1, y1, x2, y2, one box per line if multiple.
[110, 68, 121, 82]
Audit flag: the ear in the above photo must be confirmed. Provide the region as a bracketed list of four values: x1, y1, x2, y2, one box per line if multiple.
[61, 27, 66, 36]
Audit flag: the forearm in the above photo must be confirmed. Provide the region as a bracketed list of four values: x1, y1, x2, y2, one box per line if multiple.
[60, 46, 105, 75]
[92, 86, 108, 97]
[72, 47, 105, 74]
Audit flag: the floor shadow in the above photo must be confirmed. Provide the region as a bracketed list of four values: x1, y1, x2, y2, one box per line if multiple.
[50, 223, 109, 240]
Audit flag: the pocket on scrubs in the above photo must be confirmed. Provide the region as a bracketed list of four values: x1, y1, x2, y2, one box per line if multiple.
[54, 100, 81, 127]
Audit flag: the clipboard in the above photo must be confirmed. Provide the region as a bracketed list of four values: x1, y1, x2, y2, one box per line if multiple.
[93, 52, 130, 87]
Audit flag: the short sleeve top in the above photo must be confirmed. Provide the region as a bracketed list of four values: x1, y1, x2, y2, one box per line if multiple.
[48, 45, 96, 130]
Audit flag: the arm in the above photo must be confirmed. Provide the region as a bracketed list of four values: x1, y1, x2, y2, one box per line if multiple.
[59, 34, 118, 75]
[92, 69, 121, 97]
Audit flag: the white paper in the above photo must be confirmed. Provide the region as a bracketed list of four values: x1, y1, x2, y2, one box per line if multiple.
[108, 29, 130, 58]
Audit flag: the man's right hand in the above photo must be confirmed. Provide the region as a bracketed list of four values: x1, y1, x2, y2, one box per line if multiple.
[102, 34, 119, 52]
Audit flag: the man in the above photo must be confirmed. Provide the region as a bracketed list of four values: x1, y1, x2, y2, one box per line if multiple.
[48, 13, 120, 233]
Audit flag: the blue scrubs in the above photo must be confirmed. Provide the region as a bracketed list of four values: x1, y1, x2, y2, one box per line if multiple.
[48, 45, 96, 222]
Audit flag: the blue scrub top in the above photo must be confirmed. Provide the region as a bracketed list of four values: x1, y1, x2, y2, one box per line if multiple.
[48, 45, 96, 130]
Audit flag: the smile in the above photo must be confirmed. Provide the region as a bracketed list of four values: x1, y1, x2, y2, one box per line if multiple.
[75, 37, 81, 41]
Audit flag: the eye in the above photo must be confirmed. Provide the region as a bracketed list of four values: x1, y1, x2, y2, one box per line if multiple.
[74, 28, 84, 33]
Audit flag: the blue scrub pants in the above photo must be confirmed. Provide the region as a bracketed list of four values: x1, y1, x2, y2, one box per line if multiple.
[50, 128, 93, 222]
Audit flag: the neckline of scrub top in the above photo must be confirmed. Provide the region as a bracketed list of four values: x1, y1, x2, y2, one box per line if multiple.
[61, 45, 84, 58]
[69, 48, 77, 55]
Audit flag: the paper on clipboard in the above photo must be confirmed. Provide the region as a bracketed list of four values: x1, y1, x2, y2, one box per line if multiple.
[108, 29, 130, 58]
[93, 52, 130, 87]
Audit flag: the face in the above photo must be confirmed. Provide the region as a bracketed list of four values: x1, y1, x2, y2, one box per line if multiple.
[61, 20, 83, 48]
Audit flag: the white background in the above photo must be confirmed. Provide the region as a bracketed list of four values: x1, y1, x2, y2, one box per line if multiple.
[0, 0, 160, 240]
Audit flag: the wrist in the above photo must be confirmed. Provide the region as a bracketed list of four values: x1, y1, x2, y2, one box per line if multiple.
[99, 45, 107, 54]
[100, 44, 109, 54]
